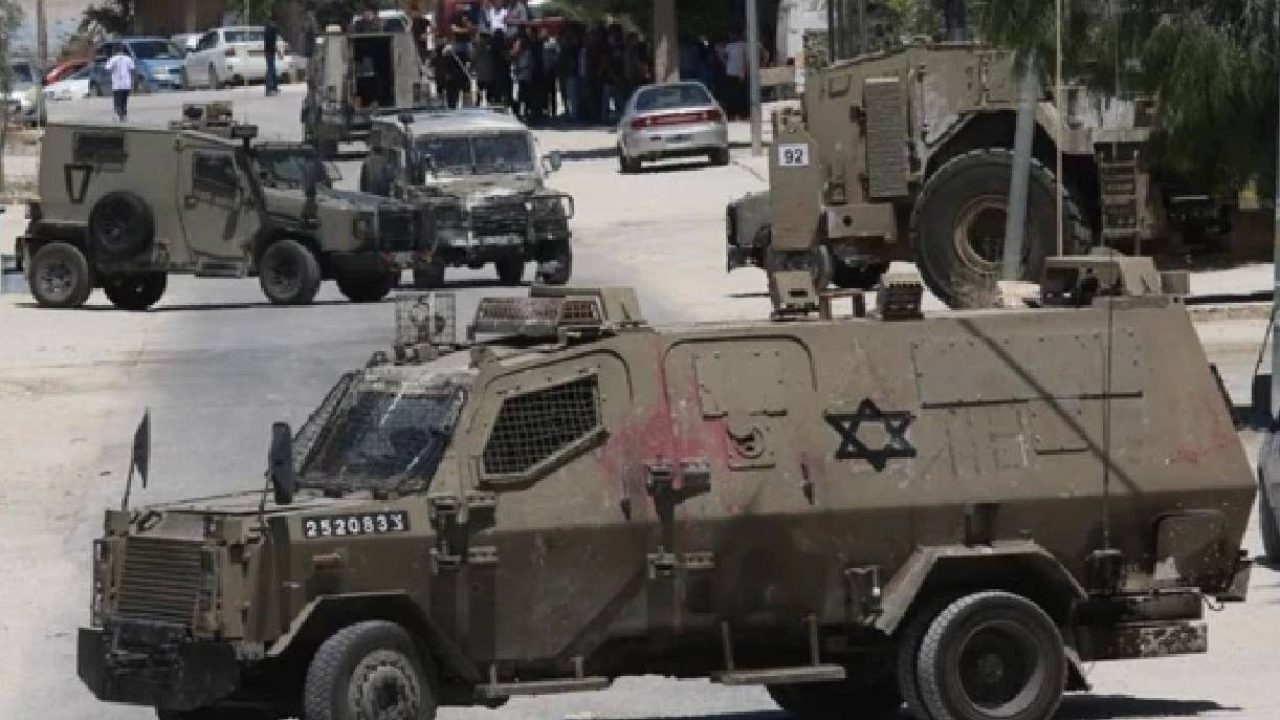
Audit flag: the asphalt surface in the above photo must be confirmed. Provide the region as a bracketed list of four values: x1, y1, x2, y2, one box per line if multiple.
[0, 85, 1277, 720]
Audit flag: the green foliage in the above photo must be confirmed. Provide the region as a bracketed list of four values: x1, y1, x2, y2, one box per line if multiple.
[0, 0, 24, 92]
[78, 0, 134, 36]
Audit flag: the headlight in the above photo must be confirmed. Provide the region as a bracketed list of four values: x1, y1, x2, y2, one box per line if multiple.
[527, 196, 575, 219]
[352, 212, 376, 239]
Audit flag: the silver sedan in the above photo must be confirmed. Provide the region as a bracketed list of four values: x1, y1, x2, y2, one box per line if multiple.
[617, 82, 730, 173]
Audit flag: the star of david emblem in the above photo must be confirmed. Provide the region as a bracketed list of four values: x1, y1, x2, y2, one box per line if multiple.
[824, 399, 917, 471]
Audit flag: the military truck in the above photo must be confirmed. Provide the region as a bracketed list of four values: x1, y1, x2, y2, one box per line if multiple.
[302, 24, 430, 158]
[726, 40, 1185, 307]
[360, 108, 574, 288]
[17, 116, 431, 309]
[78, 263, 1253, 720]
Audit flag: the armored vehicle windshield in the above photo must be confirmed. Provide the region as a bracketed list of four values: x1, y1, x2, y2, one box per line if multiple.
[252, 145, 333, 189]
[417, 132, 536, 176]
[298, 370, 466, 492]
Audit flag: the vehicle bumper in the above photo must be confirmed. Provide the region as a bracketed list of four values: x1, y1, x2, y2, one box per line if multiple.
[77, 626, 240, 711]
[225, 57, 269, 82]
[437, 232, 532, 264]
[622, 122, 728, 161]
[1074, 620, 1208, 661]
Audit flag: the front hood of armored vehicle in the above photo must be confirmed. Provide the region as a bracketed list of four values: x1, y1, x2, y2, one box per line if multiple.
[424, 172, 543, 203]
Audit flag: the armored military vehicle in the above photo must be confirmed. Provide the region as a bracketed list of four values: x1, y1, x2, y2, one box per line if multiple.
[727, 40, 1186, 307]
[79, 262, 1252, 720]
[17, 116, 432, 309]
[302, 25, 429, 158]
[360, 108, 574, 288]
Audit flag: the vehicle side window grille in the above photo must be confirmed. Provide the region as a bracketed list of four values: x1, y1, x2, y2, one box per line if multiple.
[192, 151, 240, 198]
[482, 376, 601, 479]
[74, 131, 127, 168]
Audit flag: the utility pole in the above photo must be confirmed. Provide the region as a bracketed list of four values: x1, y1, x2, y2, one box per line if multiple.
[653, 0, 678, 84]
[1271, 0, 1280, 421]
[1001, 52, 1039, 280]
[36, 0, 46, 126]
[746, 0, 762, 156]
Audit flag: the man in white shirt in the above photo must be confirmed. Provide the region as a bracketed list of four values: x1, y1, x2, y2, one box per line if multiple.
[104, 44, 135, 121]
[722, 32, 748, 119]
[485, 0, 509, 33]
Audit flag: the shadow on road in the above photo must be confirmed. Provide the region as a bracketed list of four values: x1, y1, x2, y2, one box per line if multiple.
[1057, 694, 1239, 719]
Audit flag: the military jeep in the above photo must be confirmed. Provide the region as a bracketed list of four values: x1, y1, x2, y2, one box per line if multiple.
[78, 274, 1253, 720]
[302, 25, 429, 158]
[360, 108, 574, 288]
[18, 118, 432, 309]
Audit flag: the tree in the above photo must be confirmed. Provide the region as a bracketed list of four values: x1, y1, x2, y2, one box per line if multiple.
[78, 0, 133, 36]
[0, 0, 25, 193]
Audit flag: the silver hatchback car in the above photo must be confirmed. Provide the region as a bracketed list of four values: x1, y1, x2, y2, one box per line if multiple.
[617, 81, 730, 173]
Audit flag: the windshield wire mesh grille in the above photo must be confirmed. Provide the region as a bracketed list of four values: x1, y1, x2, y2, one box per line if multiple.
[294, 371, 358, 470]
[482, 376, 600, 477]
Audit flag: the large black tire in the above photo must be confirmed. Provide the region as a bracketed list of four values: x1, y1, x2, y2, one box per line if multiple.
[89, 191, 155, 259]
[618, 148, 641, 174]
[916, 591, 1066, 720]
[29, 242, 93, 308]
[259, 240, 321, 305]
[767, 678, 900, 720]
[103, 272, 167, 311]
[536, 237, 573, 286]
[360, 154, 393, 196]
[896, 596, 958, 720]
[1259, 471, 1280, 562]
[710, 147, 731, 166]
[911, 149, 1088, 309]
[303, 620, 435, 720]
[414, 261, 446, 289]
[494, 256, 526, 285]
[336, 269, 396, 303]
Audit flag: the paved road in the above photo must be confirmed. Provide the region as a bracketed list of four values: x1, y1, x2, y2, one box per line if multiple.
[0, 87, 1277, 720]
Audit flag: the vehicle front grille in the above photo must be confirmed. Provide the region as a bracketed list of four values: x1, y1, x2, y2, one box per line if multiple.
[379, 210, 417, 252]
[115, 537, 204, 627]
[471, 202, 529, 238]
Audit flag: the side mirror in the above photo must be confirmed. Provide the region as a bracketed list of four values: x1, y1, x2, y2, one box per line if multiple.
[543, 150, 563, 174]
[268, 422, 296, 506]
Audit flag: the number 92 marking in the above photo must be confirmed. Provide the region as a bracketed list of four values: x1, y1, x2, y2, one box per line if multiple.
[777, 143, 810, 168]
[302, 511, 410, 539]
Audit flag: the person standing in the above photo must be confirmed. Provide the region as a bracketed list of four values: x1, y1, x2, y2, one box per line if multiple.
[105, 44, 135, 122]
[507, 0, 530, 26]
[723, 31, 748, 119]
[486, 0, 510, 34]
[263, 18, 280, 96]
[473, 31, 495, 105]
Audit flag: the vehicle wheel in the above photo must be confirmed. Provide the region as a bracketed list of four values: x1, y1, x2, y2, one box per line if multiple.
[1259, 472, 1280, 562]
[765, 243, 832, 291]
[494, 256, 526, 285]
[102, 272, 166, 311]
[414, 261, 445, 289]
[910, 148, 1089, 309]
[832, 261, 889, 290]
[280, 71, 293, 85]
[303, 620, 435, 720]
[767, 679, 899, 720]
[89, 191, 155, 259]
[710, 147, 731, 166]
[536, 237, 573, 286]
[618, 148, 640, 174]
[336, 269, 396, 303]
[360, 154, 392, 196]
[916, 591, 1066, 720]
[29, 242, 92, 308]
[896, 596, 956, 720]
[258, 239, 321, 305]
[209, 65, 221, 89]
[179, 67, 190, 90]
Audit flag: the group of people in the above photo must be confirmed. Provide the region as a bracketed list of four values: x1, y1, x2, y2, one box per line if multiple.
[677, 32, 770, 120]
[431, 1, 654, 125]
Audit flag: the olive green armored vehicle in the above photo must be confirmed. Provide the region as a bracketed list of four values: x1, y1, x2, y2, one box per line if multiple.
[79, 257, 1252, 720]
[302, 25, 429, 158]
[18, 113, 431, 309]
[360, 108, 574, 288]
[727, 38, 1204, 308]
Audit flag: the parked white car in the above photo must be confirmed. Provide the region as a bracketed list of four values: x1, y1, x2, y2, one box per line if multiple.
[42, 65, 91, 101]
[181, 26, 285, 88]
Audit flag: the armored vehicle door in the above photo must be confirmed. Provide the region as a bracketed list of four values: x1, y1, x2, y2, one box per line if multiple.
[654, 337, 825, 626]
[175, 136, 263, 266]
[446, 352, 650, 666]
